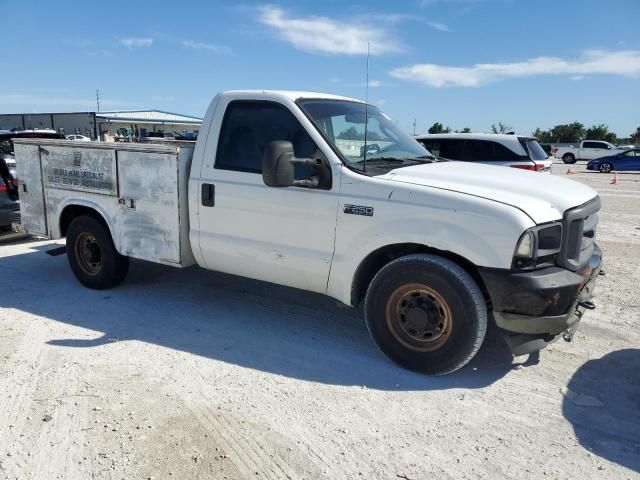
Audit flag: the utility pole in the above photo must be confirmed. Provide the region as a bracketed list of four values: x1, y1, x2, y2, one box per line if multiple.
[413, 118, 417, 136]
[96, 89, 101, 112]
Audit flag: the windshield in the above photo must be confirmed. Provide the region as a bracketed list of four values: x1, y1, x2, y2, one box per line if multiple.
[298, 99, 431, 171]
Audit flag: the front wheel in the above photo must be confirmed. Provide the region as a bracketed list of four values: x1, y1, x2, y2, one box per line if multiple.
[562, 153, 576, 164]
[66, 215, 129, 289]
[599, 162, 612, 173]
[364, 254, 487, 375]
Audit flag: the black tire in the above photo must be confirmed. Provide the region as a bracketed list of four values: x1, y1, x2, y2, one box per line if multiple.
[599, 161, 612, 173]
[562, 153, 576, 164]
[364, 254, 487, 375]
[66, 215, 129, 289]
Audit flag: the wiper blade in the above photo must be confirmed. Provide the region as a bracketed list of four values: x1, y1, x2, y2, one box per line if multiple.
[396, 156, 439, 164]
[353, 156, 404, 164]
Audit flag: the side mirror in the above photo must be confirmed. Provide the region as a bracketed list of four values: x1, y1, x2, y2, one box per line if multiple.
[262, 141, 295, 187]
[262, 141, 321, 188]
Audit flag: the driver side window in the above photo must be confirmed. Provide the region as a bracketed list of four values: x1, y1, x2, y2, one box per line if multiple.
[215, 101, 324, 182]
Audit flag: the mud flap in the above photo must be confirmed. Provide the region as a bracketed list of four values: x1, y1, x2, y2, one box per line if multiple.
[504, 313, 582, 356]
[46, 246, 67, 256]
[504, 333, 559, 357]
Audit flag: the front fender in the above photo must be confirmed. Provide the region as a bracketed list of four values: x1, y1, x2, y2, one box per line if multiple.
[326, 175, 535, 305]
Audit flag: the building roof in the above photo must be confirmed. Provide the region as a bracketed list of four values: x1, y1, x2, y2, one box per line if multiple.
[96, 110, 202, 125]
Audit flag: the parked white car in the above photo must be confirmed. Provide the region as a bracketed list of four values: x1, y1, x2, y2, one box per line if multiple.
[415, 133, 552, 172]
[66, 134, 92, 142]
[13, 90, 602, 375]
[553, 140, 624, 164]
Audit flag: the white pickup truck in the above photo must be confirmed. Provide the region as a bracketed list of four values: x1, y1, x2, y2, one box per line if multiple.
[554, 140, 624, 164]
[14, 90, 603, 375]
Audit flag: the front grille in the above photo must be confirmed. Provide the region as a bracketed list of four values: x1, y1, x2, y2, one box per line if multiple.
[558, 197, 600, 271]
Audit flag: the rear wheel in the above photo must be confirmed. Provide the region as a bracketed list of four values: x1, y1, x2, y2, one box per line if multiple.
[562, 153, 576, 164]
[599, 161, 612, 173]
[364, 254, 487, 375]
[66, 215, 129, 289]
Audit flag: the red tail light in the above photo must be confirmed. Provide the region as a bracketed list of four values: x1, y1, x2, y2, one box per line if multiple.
[511, 164, 544, 171]
[0, 184, 7, 191]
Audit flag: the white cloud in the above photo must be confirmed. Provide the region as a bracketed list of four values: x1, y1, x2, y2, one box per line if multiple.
[427, 21, 450, 32]
[390, 50, 640, 87]
[181, 40, 233, 55]
[364, 13, 423, 23]
[258, 5, 402, 55]
[118, 37, 153, 49]
[570, 75, 585, 81]
[369, 80, 382, 87]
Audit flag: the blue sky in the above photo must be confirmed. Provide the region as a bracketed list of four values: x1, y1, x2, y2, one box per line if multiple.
[3, 0, 639, 136]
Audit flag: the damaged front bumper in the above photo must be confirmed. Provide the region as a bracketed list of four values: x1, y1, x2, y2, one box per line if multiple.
[480, 244, 602, 356]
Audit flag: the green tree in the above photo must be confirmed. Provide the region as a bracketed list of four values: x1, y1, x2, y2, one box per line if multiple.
[548, 122, 585, 143]
[630, 127, 640, 144]
[532, 128, 553, 143]
[585, 124, 617, 143]
[456, 127, 472, 133]
[491, 122, 513, 134]
[428, 122, 451, 134]
[336, 126, 361, 140]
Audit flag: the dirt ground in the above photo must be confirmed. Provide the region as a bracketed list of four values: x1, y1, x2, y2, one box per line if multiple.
[1, 160, 638, 479]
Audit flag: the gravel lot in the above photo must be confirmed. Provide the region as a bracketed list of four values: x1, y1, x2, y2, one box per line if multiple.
[0, 160, 638, 479]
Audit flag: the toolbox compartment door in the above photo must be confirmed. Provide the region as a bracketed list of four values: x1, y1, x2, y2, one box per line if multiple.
[14, 143, 47, 236]
[117, 149, 182, 265]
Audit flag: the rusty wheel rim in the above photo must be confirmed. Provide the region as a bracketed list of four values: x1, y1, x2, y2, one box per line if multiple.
[75, 232, 102, 276]
[385, 283, 453, 352]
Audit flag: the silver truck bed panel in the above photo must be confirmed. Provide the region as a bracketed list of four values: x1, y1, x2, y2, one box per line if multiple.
[13, 139, 196, 268]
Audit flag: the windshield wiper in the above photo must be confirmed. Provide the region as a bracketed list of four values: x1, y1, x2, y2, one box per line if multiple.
[354, 156, 436, 165]
[349, 156, 441, 173]
[408, 155, 438, 163]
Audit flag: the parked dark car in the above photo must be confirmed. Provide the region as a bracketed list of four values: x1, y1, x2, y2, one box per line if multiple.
[0, 156, 19, 230]
[539, 143, 553, 156]
[586, 148, 640, 173]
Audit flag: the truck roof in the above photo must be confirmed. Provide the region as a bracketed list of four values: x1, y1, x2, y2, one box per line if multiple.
[221, 90, 364, 104]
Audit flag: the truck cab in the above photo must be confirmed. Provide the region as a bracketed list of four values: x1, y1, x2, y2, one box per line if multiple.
[14, 90, 603, 375]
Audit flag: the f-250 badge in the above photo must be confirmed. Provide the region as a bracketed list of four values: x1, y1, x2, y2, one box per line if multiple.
[344, 204, 374, 217]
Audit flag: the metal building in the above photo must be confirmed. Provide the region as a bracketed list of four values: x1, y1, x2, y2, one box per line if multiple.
[0, 110, 202, 140]
[96, 110, 202, 140]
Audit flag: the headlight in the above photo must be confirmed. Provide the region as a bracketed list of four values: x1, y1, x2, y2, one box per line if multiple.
[513, 223, 562, 269]
[515, 230, 535, 257]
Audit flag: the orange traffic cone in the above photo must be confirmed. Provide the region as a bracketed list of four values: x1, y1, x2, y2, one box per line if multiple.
[566, 168, 575, 175]
[610, 172, 618, 185]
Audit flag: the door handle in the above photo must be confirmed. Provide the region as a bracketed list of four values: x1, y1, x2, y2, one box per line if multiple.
[201, 183, 215, 207]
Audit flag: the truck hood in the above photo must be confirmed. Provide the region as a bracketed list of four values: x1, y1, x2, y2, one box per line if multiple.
[377, 161, 598, 224]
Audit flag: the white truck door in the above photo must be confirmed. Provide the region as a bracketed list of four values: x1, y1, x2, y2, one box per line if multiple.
[582, 141, 606, 159]
[196, 99, 339, 294]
